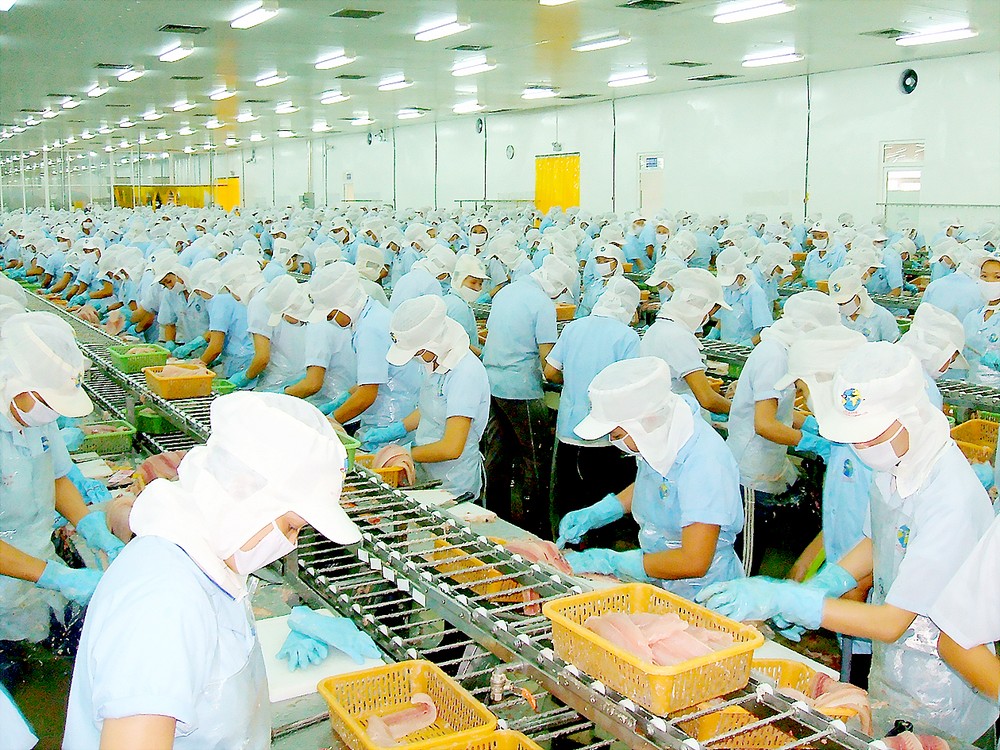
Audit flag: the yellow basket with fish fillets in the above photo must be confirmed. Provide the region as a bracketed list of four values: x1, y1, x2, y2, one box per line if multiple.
[542, 583, 763, 715]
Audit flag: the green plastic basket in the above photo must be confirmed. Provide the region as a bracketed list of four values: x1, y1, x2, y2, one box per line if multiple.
[212, 378, 237, 395]
[107, 344, 170, 374]
[134, 407, 175, 435]
[728, 362, 744, 379]
[75, 420, 137, 455]
[338, 432, 361, 471]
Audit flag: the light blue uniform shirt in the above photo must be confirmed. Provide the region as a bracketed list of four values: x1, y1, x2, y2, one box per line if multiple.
[963, 305, 1000, 388]
[158, 291, 209, 345]
[803, 245, 846, 284]
[207, 292, 254, 377]
[442, 291, 479, 347]
[923, 273, 982, 324]
[245, 292, 274, 339]
[718, 280, 772, 344]
[388, 267, 442, 310]
[63, 536, 269, 750]
[482, 276, 558, 400]
[631, 409, 745, 600]
[388, 246, 420, 287]
[691, 231, 717, 270]
[304, 320, 358, 401]
[930, 262, 955, 282]
[639, 318, 706, 400]
[842, 303, 900, 343]
[414, 354, 491, 497]
[546, 315, 640, 444]
[822, 443, 873, 566]
[752, 266, 780, 307]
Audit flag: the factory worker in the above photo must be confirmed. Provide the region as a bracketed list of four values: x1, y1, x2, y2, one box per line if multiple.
[577, 242, 625, 318]
[712, 246, 773, 345]
[0, 314, 120, 682]
[558, 357, 745, 598]
[623, 215, 654, 270]
[485, 234, 534, 298]
[482, 255, 575, 536]
[899, 304, 968, 410]
[929, 237, 961, 282]
[963, 251, 1000, 388]
[441, 252, 484, 355]
[752, 243, 796, 308]
[544, 277, 642, 538]
[66, 238, 112, 307]
[388, 253, 444, 310]
[726, 291, 841, 574]
[466, 219, 491, 255]
[384, 227, 418, 287]
[582, 225, 627, 286]
[64, 393, 373, 750]
[234, 276, 312, 392]
[644, 253, 688, 306]
[699, 343, 998, 743]
[827, 265, 900, 343]
[155, 262, 209, 352]
[355, 243, 390, 307]
[167, 258, 221, 360]
[303, 262, 420, 448]
[923, 245, 983, 324]
[370, 296, 491, 497]
[641, 269, 732, 415]
[803, 222, 846, 285]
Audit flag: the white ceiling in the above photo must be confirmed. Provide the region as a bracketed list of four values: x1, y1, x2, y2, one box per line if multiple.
[0, 0, 996, 158]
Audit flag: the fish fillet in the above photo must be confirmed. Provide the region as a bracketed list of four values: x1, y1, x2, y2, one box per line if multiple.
[364, 693, 437, 745]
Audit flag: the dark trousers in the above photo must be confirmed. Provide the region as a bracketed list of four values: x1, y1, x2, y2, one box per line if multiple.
[482, 396, 554, 538]
[550, 441, 635, 544]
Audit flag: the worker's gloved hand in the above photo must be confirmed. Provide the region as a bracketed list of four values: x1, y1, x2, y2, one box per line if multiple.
[287, 606, 380, 664]
[982, 352, 1000, 372]
[123, 324, 140, 338]
[972, 462, 995, 490]
[564, 548, 651, 582]
[173, 338, 207, 359]
[801, 415, 820, 435]
[556, 494, 625, 548]
[904, 282, 918, 293]
[803, 563, 857, 598]
[319, 391, 351, 416]
[795, 431, 832, 461]
[806, 280, 818, 289]
[475, 291, 492, 305]
[365, 421, 407, 448]
[277, 630, 329, 671]
[697, 577, 825, 630]
[76, 511, 125, 564]
[706, 326, 721, 341]
[161, 340, 178, 354]
[60, 426, 85, 452]
[35, 561, 102, 606]
[710, 412, 729, 423]
[65, 465, 112, 505]
[228, 371, 256, 390]
[69, 293, 90, 307]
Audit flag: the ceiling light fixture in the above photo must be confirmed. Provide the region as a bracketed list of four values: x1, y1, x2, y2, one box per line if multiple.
[714, 0, 795, 24]
[255, 70, 288, 87]
[24, 116, 40, 127]
[277, 129, 295, 138]
[105, 145, 115, 152]
[159, 40, 195, 63]
[64, 136, 75, 144]
[60, 96, 81, 109]
[274, 101, 298, 114]
[312, 120, 332, 132]
[119, 117, 135, 128]
[117, 65, 146, 82]
[397, 108, 425, 120]
[0, 1, 18, 11]
[209, 87, 236, 101]
[539, 0, 575, 5]
[320, 89, 351, 105]
[608, 69, 656, 87]
[378, 74, 413, 91]
[414, 17, 471, 42]
[236, 110, 258, 122]
[315, 50, 357, 70]
[40, 108, 58, 119]
[573, 32, 631, 52]
[351, 113, 374, 126]
[178, 125, 195, 136]
[173, 99, 196, 112]
[250, 132, 265, 142]
[119, 139, 131, 148]
[87, 82, 110, 97]
[157, 130, 171, 140]
[521, 85, 559, 99]
[137, 134, 150, 145]
[183, 145, 196, 154]
[741, 47, 804, 67]
[225, 135, 241, 146]
[451, 55, 496, 77]
[80, 130, 94, 139]
[896, 23, 978, 46]
[11, 125, 25, 133]
[231, 0, 279, 29]
[97, 123, 114, 135]
[203, 142, 216, 150]
[453, 100, 485, 114]
[143, 109, 164, 121]
[205, 117, 225, 129]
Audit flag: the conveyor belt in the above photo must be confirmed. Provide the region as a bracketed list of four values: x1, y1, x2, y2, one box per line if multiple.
[776, 286, 922, 312]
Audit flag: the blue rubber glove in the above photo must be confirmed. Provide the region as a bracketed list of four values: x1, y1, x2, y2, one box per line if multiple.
[228, 371, 256, 390]
[556, 494, 625, 548]
[972, 462, 995, 491]
[287, 606, 380, 664]
[773, 563, 857, 640]
[123, 324, 140, 338]
[277, 630, 330, 671]
[796, 430, 832, 461]
[706, 326, 721, 340]
[564, 548, 651, 582]
[76, 511, 125, 564]
[982, 352, 1000, 372]
[904, 282, 918, 293]
[35, 561, 102, 606]
[710, 412, 729, 423]
[319, 391, 351, 415]
[161, 340, 178, 353]
[365, 421, 407, 447]
[696, 577, 826, 630]
[806, 280, 818, 289]
[60, 426, 85, 452]
[173, 338, 207, 359]
[69, 293, 90, 307]
[801, 415, 819, 435]
[475, 291, 492, 304]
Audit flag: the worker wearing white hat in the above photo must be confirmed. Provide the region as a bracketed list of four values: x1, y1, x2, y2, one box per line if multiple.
[899, 303, 969, 409]
[388, 249, 444, 311]
[382, 296, 490, 497]
[354, 244, 391, 308]
[443, 253, 486, 356]
[700, 342, 998, 743]
[640, 269, 732, 415]
[0, 314, 121, 686]
[155, 262, 209, 353]
[712, 247, 773, 346]
[557, 357, 744, 598]
[922, 245, 986, 324]
[803, 222, 846, 286]
[752, 243, 796, 308]
[644, 253, 688, 304]
[577, 242, 625, 318]
[189, 260, 255, 378]
[64, 393, 373, 749]
[962, 251, 1000, 388]
[485, 233, 534, 299]
[726, 291, 841, 573]
[544, 277, 642, 539]
[930, 217, 967, 246]
[827, 265, 900, 343]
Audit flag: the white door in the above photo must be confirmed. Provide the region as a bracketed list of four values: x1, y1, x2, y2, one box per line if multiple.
[638, 154, 664, 215]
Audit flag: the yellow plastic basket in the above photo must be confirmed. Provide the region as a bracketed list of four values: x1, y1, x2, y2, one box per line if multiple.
[355, 454, 408, 487]
[674, 659, 857, 748]
[426, 537, 539, 613]
[142, 364, 215, 399]
[542, 583, 764, 715]
[443, 730, 542, 750]
[318, 660, 497, 750]
[950, 419, 998, 464]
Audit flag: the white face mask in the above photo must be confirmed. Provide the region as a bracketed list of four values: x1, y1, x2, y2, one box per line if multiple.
[470, 232, 487, 247]
[232, 521, 295, 575]
[455, 284, 481, 304]
[595, 261, 615, 278]
[839, 297, 861, 317]
[12, 396, 60, 427]
[851, 423, 905, 472]
[978, 279, 1000, 303]
[812, 237, 828, 250]
[656, 232, 669, 245]
[611, 436, 640, 456]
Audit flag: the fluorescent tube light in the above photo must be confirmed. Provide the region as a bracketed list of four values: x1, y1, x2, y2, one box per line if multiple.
[415, 18, 471, 42]
[741, 48, 803, 67]
[573, 33, 630, 52]
[714, 1, 794, 24]
[315, 51, 356, 70]
[896, 24, 978, 46]
[231, 0, 278, 29]
[159, 40, 194, 63]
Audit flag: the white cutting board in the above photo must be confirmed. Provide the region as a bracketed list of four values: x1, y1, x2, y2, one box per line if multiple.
[256, 613, 385, 703]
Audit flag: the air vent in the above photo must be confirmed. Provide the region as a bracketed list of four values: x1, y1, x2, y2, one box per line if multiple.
[158, 23, 208, 34]
[618, 0, 681, 9]
[860, 28, 907, 38]
[104, 103, 131, 108]
[47, 93, 75, 98]
[95, 63, 131, 70]
[688, 73, 740, 82]
[330, 8, 383, 19]
[488, 108, 514, 114]
[560, 93, 597, 100]
[670, 60, 707, 68]
[20, 108, 39, 113]
[171, 75, 203, 81]
[192, 113, 213, 117]
[244, 99, 270, 104]
[336, 73, 366, 80]
[448, 44, 491, 52]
